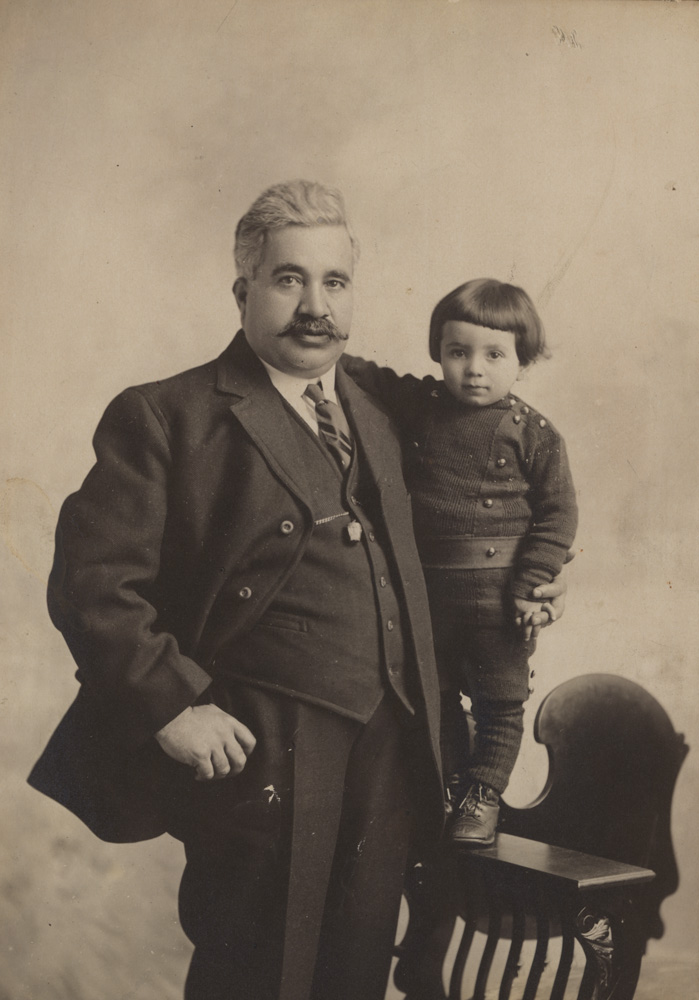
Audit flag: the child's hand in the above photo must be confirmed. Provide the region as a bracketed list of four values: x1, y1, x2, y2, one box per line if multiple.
[514, 597, 546, 643]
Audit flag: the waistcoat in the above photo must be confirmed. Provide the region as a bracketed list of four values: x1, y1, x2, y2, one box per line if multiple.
[215, 403, 414, 722]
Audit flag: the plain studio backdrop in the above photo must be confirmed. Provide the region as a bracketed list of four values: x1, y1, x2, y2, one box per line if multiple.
[2, 1, 698, 996]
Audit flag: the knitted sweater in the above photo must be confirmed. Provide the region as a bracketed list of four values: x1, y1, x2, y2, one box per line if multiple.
[341, 358, 578, 600]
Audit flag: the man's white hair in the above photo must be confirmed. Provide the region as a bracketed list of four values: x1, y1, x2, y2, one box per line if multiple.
[234, 179, 359, 279]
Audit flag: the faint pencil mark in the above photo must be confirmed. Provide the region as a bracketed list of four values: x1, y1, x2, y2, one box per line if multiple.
[0, 477, 56, 579]
[538, 122, 617, 310]
[217, 0, 240, 32]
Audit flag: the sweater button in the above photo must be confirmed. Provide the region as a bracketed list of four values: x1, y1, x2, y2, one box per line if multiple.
[280, 520, 294, 535]
[238, 586, 253, 600]
[513, 415, 521, 424]
[486, 547, 496, 558]
[483, 499, 493, 508]
[496, 458, 506, 467]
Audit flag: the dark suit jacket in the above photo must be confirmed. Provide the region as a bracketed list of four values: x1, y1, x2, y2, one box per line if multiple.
[29, 332, 442, 842]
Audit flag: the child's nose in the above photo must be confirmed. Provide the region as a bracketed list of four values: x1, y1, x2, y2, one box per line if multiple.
[464, 354, 483, 374]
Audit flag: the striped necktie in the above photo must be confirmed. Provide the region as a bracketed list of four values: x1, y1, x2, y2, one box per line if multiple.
[303, 382, 353, 471]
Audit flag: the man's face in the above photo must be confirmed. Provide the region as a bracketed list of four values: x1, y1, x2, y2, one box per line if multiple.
[234, 225, 354, 379]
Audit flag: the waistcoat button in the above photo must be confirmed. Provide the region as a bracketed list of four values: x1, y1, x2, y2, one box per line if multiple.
[280, 520, 294, 535]
[238, 586, 252, 600]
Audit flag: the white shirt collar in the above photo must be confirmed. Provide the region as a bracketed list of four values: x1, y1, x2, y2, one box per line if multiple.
[259, 360, 338, 432]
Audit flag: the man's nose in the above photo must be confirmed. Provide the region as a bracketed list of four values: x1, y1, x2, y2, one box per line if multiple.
[298, 282, 328, 318]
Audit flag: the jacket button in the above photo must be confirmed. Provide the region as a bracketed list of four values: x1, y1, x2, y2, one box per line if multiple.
[483, 499, 493, 508]
[238, 586, 252, 600]
[280, 520, 294, 535]
[486, 547, 496, 558]
[496, 458, 506, 467]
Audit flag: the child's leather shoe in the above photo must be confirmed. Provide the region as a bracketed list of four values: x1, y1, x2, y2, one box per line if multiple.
[450, 783, 500, 846]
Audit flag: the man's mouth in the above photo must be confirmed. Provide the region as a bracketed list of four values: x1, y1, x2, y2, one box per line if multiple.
[278, 318, 348, 343]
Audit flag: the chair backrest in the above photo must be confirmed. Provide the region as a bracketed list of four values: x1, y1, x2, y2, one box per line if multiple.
[499, 673, 688, 942]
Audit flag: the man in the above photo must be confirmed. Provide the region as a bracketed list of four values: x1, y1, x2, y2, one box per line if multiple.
[30, 180, 564, 1000]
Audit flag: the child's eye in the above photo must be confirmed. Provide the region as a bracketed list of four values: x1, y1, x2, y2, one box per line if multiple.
[487, 351, 503, 360]
[450, 349, 465, 358]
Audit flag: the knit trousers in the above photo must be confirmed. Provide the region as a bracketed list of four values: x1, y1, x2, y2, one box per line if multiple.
[440, 688, 524, 796]
[432, 615, 530, 797]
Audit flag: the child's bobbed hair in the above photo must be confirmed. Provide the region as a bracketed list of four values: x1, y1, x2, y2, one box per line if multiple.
[428, 278, 549, 366]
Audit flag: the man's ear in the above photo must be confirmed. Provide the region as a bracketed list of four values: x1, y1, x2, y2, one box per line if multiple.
[233, 277, 248, 322]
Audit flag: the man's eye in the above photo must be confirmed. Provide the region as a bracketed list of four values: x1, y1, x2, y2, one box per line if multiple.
[326, 279, 345, 289]
[278, 275, 299, 286]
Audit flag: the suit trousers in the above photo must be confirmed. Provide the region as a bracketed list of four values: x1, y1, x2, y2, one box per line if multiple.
[176, 682, 417, 1000]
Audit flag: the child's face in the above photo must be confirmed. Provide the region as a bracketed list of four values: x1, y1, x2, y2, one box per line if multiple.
[439, 321, 525, 407]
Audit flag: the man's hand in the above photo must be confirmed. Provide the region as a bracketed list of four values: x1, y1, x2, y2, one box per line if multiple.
[513, 572, 568, 641]
[155, 705, 256, 781]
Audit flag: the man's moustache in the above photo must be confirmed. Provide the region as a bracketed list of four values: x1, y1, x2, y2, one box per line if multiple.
[277, 318, 348, 342]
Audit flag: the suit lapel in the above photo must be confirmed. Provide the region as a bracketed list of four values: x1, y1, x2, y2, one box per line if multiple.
[216, 334, 401, 506]
[216, 333, 315, 509]
[336, 364, 395, 486]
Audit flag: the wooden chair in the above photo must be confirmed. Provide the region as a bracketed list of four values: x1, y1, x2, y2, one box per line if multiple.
[393, 674, 688, 1000]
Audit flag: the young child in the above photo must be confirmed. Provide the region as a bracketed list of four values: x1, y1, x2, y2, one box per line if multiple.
[343, 278, 578, 846]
